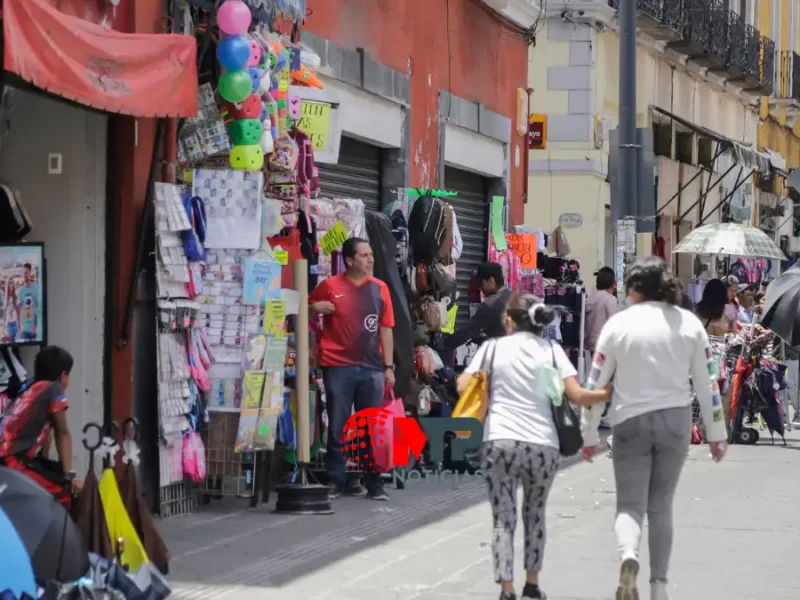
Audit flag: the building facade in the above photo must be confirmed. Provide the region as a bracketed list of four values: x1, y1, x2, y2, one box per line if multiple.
[525, 0, 781, 284]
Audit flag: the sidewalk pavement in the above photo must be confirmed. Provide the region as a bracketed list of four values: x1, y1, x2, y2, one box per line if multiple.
[163, 429, 800, 600]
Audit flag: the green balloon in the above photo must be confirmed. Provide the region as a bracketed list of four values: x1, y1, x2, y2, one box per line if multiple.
[219, 70, 251, 104]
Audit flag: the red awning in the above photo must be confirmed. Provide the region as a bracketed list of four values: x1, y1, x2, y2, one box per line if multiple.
[3, 0, 199, 118]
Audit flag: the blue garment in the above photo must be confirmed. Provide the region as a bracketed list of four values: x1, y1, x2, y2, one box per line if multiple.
[17, 285, 37, 335]
[738, 305, 754, 324]
[322, 365, 384, 491]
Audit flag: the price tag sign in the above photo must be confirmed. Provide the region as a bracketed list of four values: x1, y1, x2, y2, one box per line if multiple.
[274, 251, 289, 265]
[296, 100, 332, 151]
[320, 220, 348, 256]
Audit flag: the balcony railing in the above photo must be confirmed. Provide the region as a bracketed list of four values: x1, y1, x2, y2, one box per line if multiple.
[607, 0, 776, 96]
[777, 51, 800, 102]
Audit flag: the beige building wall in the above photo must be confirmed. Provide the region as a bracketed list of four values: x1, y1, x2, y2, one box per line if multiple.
[526, 18, 761, 286]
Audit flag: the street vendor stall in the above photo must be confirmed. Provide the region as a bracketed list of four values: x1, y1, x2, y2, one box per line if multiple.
[673, 222, 788, 445]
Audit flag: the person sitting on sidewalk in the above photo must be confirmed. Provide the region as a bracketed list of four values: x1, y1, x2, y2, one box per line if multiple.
[0, 345, 82, 506]
[309, 237, 395, 501]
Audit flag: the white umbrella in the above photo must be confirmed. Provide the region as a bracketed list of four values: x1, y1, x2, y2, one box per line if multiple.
[671, 222, 785, 260]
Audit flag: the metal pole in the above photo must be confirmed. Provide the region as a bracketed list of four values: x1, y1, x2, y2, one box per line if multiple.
[618, 0, 638, 277]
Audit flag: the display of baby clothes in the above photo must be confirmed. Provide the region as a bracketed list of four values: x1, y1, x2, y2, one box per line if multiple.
[512, 225, 547, 252]
[191, 169, 263, 250]
[488, 241, 521, 292]
[450, 208, 463, 260]
[687, 278, 709, 305]
[291, 128, 320, 199]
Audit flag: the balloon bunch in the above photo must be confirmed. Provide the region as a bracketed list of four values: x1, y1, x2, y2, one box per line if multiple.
[217, 0, 266, 171]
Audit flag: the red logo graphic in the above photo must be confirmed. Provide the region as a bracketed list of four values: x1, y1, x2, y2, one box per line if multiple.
[341, 408, 427, 471]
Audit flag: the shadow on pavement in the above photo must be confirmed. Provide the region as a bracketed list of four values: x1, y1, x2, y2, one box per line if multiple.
[160, 443, 602, 596]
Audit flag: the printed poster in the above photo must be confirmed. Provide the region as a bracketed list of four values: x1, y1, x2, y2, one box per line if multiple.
[242, 258, 281, 305]
[0, 244, 46, 346]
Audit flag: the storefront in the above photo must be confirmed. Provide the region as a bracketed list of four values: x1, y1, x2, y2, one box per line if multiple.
[0, 90, 108, 478]
[0, 0, 198, 482]
[317, 137, 383, 212]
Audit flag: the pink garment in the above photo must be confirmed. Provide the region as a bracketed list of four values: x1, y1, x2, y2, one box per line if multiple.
[584, 289, 618, 352]
[487, 242, 521, 292]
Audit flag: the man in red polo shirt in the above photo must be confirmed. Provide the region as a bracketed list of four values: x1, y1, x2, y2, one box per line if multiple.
[309, 237, 395, 501]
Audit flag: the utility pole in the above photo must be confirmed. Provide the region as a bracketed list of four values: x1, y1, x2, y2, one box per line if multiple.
[616, 0, 638, 290]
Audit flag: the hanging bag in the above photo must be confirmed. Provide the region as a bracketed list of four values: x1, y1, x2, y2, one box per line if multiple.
[182, 432, 207, 483]
[451, 340, 497, 437]
[548, 341, 583, 456]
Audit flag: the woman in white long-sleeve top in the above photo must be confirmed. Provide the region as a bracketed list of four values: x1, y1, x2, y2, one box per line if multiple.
[580, 257, 728, 600]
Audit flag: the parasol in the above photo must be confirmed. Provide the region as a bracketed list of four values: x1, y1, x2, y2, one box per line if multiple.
[671, 222, 785, 260]
[761, 265, 800, 345]
[0, 467, 88, 583]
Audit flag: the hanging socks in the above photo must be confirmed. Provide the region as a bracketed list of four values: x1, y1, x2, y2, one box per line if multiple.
[522, 583, 546, 599]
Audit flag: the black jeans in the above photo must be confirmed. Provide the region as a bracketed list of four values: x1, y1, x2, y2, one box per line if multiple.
[323, 366, 384, 492]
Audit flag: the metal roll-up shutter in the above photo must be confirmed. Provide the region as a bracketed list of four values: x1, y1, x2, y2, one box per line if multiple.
[317, 136, 382, 211]
[444, 167, 489, 322]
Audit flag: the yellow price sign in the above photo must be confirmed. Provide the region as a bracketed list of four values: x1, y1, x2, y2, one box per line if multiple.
[274, 251, 289, 265]
[263, 300, 287, 337]
[320, 220, 348, 256]
[440, 305, 458, 335]
[297, 100, 332, 151]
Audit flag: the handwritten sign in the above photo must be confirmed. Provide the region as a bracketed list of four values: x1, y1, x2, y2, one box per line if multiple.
[243, 258, 282, 305]
[297, 100, 332, 151]
[559, 212, 583, 229]
[320, 220, 348, 256]
[505, 233, 538, 269]
[274, 250, 289, 265]
[263, 300, 287, 337]
[441, 305, 459, 335]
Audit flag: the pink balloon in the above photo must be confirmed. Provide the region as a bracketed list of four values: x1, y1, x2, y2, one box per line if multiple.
[248, 40, 263, 67]
[218, 0, 252, 36]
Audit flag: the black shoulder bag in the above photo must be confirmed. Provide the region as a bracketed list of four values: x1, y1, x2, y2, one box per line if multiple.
[549, 342, 584, 457]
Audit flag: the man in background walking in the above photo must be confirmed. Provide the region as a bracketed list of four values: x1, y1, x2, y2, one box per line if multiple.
[309, 237, 395, 501]
[585, 267, 617, 430]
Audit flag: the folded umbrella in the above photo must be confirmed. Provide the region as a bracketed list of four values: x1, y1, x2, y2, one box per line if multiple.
[71, 468, 113, 562]
[0, 467, 88, 583]
[0, 507, 37, 599]
[762, 265, 800, 346]
[118, 458, 170, 575]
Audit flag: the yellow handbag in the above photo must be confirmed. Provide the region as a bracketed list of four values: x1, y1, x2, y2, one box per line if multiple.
[452, 340, 497, 437]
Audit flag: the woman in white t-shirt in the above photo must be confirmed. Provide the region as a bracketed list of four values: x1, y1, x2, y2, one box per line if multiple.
[458, 293, 610, 600]
[581, 257, 727, 600]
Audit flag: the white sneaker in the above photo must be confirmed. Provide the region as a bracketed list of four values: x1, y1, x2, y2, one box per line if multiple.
[650, 581, 670, 600]
[615, 557, 640, 600]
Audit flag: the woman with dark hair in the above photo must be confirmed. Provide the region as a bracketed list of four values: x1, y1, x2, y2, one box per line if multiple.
[580, 257, 727, 600]
[694, 279, 729, 337]
[457, 294, 610, 600]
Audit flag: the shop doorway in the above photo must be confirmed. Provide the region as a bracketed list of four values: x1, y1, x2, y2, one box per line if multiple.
[444, 166, 490, 322]
[317, 136, 382, 211]
[0, 89, 107, 477]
